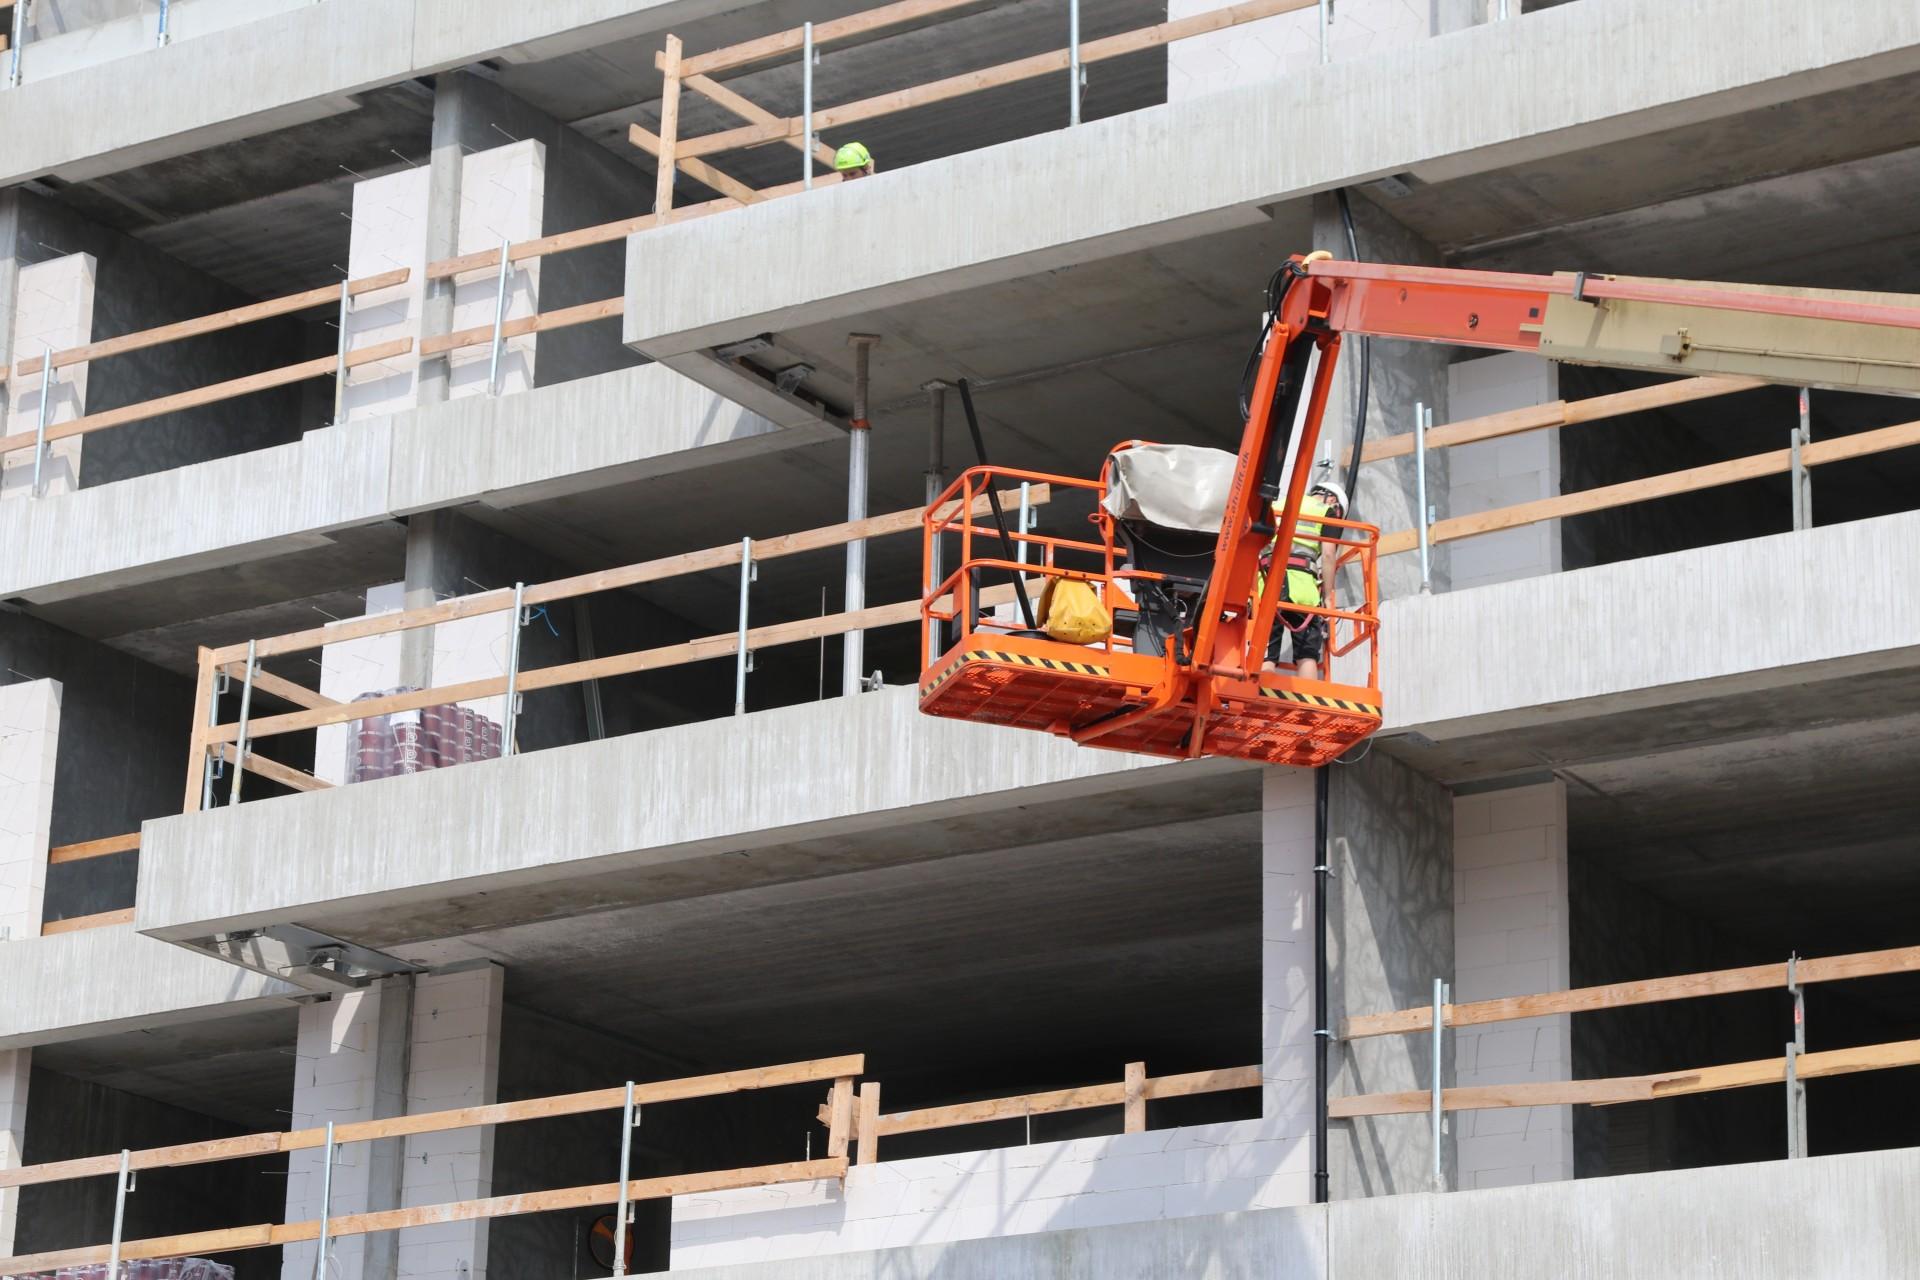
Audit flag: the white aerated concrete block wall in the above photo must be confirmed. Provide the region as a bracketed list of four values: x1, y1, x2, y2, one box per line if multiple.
[3, 254, 95, 499]
[0, 1049, 29, 1256]
[282, 988, 389, 1280]
[0, 679, 59, 941]
[343, 166, 432, 422]
[399, 964, 504, 1280]
[448, 141, 545, 400]
[1167, 0, 1430, 101]
[1446, 353, 1561, 591]
[1451, 781, 1573, 1189]
[668, 771, 1318, 1269]
[1264, 767, 1317, 1132]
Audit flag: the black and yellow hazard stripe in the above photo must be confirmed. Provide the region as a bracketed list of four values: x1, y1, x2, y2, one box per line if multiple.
[922, 648, 1112, 697]
[1256, 686, 1381, 718]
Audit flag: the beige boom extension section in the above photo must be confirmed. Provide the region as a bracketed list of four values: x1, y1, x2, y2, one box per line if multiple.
[1333, 943, 1920, 1118]
[0, 1056, 863, 1273]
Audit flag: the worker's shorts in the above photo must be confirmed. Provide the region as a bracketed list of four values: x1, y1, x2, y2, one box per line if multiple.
[1267, 610, 1326, 666]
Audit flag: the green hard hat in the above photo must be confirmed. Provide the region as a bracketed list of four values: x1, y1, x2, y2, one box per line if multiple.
[833, 142, 872, 171]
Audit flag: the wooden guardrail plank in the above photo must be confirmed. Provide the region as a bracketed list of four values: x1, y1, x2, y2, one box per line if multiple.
[214, 664, 338, 712]
[1329, 1038, 1920, 1118]
[680, 0, 984, 78]
[1376, 415, 1920, 557]
[40, 908, 135, 936]
[207, 486, 1048, 666]
[8, 270, 410, 381]
[0, 1159, 848, 1272]
[215, 743, 333, 794]
[46, 832, 141, 864]
[677, 0, 1317, 159]
[1342, 943, 1920, 1039]
[679, 69, 841, 168]
[0, 339, 414, 456]
[418, 296, 623, 360]
[1347, 375, 1764, 466]
[0, 1055, 863, 1191]
[631, 123, 762, 204]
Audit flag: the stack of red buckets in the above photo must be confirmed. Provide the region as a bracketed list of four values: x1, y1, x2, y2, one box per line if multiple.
[348, 688, 504, 784]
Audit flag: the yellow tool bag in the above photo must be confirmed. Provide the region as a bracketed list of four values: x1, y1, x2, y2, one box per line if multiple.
[1038, 577, 1112, 645]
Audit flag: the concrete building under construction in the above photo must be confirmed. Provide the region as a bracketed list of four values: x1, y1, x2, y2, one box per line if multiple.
[2, 0, 1920, 1274]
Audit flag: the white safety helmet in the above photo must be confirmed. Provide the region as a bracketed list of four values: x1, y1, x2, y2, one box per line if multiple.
[1310, 478, 1349, 516]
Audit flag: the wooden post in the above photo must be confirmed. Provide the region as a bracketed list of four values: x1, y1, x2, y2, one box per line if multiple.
[1123, 1062, 1147, 1134]
[655, 35, 684, 217]
[824, 1078, 853, 1159]
[855, 1083, 880, 1166]
[181, 647, 215, 813]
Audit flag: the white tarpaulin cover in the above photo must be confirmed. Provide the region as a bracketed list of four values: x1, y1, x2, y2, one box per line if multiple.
[1102, 444, 1237, 533]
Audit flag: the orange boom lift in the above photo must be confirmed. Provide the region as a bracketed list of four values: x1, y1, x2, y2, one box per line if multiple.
[918, 253, 1920, 768]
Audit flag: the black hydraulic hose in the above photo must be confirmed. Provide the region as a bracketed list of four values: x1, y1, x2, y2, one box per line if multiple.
[955, 378, 1038, 631]
[1314, 763, 1331, 1203]
[1335, 188, 1371, 514]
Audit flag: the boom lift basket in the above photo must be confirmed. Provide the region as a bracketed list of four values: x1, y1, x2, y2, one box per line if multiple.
[919, 456, 1382, 767]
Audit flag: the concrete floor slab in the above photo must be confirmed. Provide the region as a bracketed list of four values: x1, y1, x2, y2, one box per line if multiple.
[0, 364, 826, 632]
[621, 0, 1920, 361]
[133, 684, 1224, 946]
[0, 923, 297, 1050]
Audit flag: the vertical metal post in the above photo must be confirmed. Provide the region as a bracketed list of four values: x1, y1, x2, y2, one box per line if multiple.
[156, 0, 172, 46]
[612, 1081, 637, 1277]
[30, 345, 51, 498]
[7, 0, 27, 88]
[1786, 954, 1807, 1158]
[1500, 0, 1511, 19]
[502, 583, 526, 756]
[802, 23, 815, 190]
[843, 334, 880, 695]
[734, 537, 755, 716]
[486, 237, 512, 396]
[1414, 402, 1432, 593]
[313, 1121, 335, 1280]
[1792, 387, 1813, 531]
[1319, 0, 1331, 63]
[1429, 977, 1447, 1190]
[332, 280, 351, 426]
[201, 668, 227, 810]
[1014, 482, 1032, 565]
[108, 1149, 133, 1279]
[227, 640, 258, 805]
[924, 382, 948, 660]
[1068, 0, 1082, 125]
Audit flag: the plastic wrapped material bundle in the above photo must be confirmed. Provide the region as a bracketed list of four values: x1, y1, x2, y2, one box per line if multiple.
[1101, 443, 1237, 534]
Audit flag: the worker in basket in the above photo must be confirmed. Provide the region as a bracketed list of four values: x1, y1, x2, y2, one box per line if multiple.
[1258, 477, 1347, 682]
[834, 141, 876, 180]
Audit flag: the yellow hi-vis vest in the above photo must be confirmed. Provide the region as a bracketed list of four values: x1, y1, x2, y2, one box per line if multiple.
[1254, 494, 1332, 610]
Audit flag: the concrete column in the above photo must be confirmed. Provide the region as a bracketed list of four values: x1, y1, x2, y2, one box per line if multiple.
[3, 253, 96, 498]
[1452, 780, 1573, 1188]
[0, 678, 59, 941]
[1262, 767, 1318, 1133]
[282, 985, 394, 1280]
[1311, 194, 1451, 602]
[1447, 353, 1561, 591]
[283, 966, 502, 1280]
[398, 964, 505, 1280]
[447, 140, 545, 401]
[1166, 0, 1435, 102]
[0, 1048, 28, 1256]
[1327, 750, 1453, 1197]
[342, 165, 432, 423]
[419, 72, 474, 408]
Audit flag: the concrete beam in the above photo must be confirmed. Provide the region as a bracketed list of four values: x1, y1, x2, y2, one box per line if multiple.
[133, 686, 1218, 946]
[0, 362, 827, 609]
[0, 924, 298, 1051]
[661, 1145, 1920, 1279]
[0, 0, 759, 188]
[622, 0, 1920, 361]
[1380, 507, 1920, 740]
